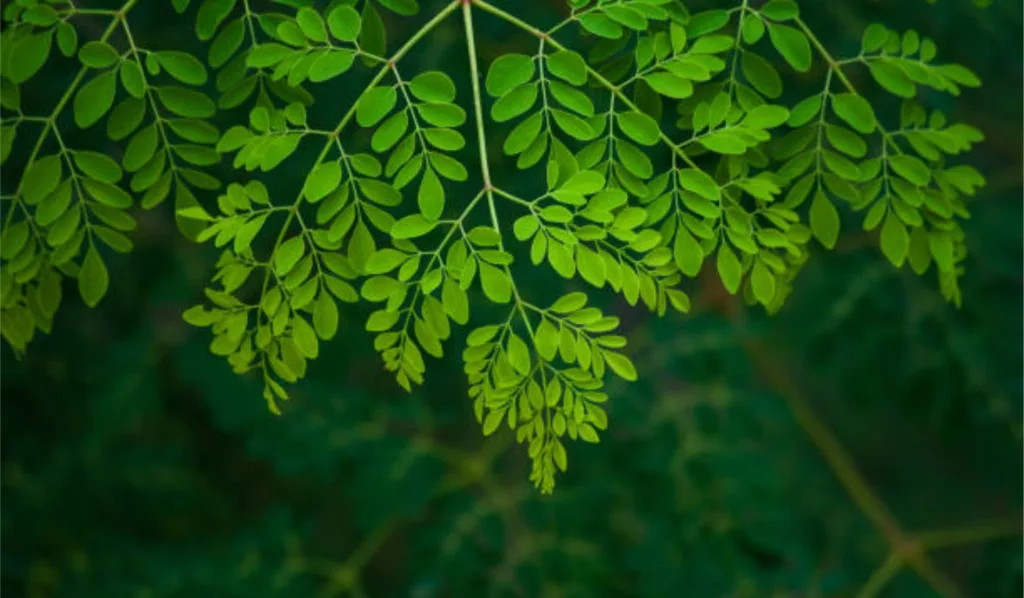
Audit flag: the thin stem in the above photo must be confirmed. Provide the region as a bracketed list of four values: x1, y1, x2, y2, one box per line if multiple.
[754, 340, 904, 538]
[464, 4, 492, 191]
[855, 553, 902, 598]
[491, 187, 533, 208]
[916, 519, 1022, 550]
[726, 0, 750, 96]
[463, 0, 534, 339]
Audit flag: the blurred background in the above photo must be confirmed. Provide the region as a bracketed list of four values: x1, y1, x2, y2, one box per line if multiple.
[2, 0, 1021, 596]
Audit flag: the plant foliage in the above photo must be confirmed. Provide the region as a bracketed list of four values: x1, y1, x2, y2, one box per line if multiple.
[0, 0, 987, 493]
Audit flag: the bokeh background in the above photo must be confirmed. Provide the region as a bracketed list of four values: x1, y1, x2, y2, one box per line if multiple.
[2, 0, 1021, 596]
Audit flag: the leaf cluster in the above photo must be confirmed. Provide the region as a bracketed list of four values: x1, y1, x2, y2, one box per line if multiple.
[0, 0, 987, 493]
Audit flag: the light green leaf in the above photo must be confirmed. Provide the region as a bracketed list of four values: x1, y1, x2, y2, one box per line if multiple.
[861, 24, 888, 53]
[357, 86, 398, 127]
[673, 227, 703, 276]
[482, 408, 505, 436]
[889, 155, 931, 186]
[78, 41, 119, 69]
[616, 111, 661, 146]
[743, 105, 790, 129]
[809, 190, 840, 249]
[741, 51, 782, 99]
[124, 124, 158, 172]
[441, 277, 469, 324]
[869, 61, 915, 98]
[751, 260, 775, 305]
[378, 0, 418, 17]
[670, 22, 687, 53]
[762, 0, 799, 21]
[576, 244, 605, 287]
[546, 51, 588, 86]
[155, 86, 216, 118]
[296, 8, 328, 42]
[643, 72, 693, 98]
[308, 51, 355, 82]
[579, 13, 623, 39]
[357, 178, 402, 206]
[550, 292, 587, 314]
[548, 80, 594, 117]
[504, 112, 543, 155]
[678, 169, 720, 201]
[603, 5, 647, 31]
[416, 103, 466, 128]
[423, 128, 465, 151]
[327, 5, 362, 42]
[275, 236, 306, 275]
[83, 179, 132, 208]
[359, 1, 386, 61]
[602, 350, 638, 381]
[74, 70, 117, 128]
[830, 93, 876, 134]
[391, 214, 437, 239]
[246, 43, 292, 68]
[156, 51, 208, 85]
[22, 155, 62, 204]
[208, 18, 244, 68]
[8, 32, 52, 84]
[429, 154, 468, 181]
[410, 71, 456, 103]
[908, 227, 932, 274]
[491, 83, 538, 122]
[880, 211, 909, 267]
[939, 64, 981, 88]
[825, 124, 868, 158]
[478, 261, 511, 303]
[716, 243, 742, 293]
[418, 168, 444, 221]
[768, 23, 811, 72]
[365, 249, 407, 274]
[560, 170, 604, 195]
[57, 22, 79, 57]
[361, 275, 402, 302]
[506, 332, 531, 375]
[616, 142, 653, 178]
[78, 245, 109, 307]
[788, 94, 822, 127]
[551, 109, 596, 140]
[303, 161, 342, 202]
[371, 111, 408, 152]
[928, 232, 954, 271]
[485, 54, 534, 97]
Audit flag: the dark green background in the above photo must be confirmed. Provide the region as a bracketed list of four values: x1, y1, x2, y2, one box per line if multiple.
[2, 0, 1021, 596]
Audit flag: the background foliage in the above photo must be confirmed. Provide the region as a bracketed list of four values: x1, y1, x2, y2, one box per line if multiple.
[1, 0, 1021, 596]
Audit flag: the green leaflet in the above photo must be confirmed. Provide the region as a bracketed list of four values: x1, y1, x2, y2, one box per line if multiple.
[617, 111, 661, 146]
[830, 93, 876, 134]
[74, 70, 117, 128]
[327, 5, 362, 42]
[486, 53, 534, 97]
[78, 245, 110, 308]
[767, 23, 811, 72]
